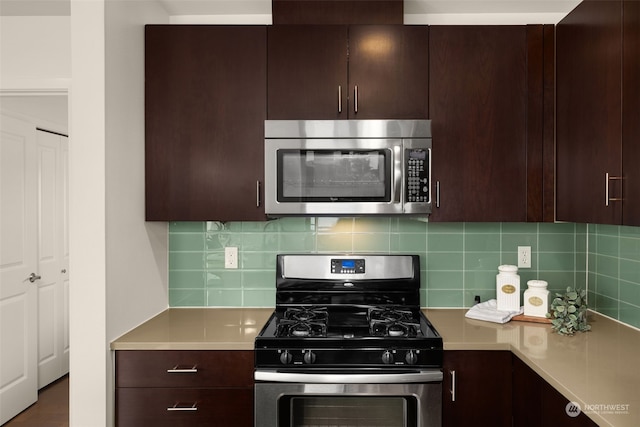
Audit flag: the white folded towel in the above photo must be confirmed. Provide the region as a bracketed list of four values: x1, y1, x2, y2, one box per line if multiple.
[465, 299, 523, 324]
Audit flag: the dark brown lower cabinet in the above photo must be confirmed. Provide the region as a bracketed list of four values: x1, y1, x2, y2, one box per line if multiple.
[443, 351, 599, 427]
[116, 388, 252, 427]
[442, 351, 513, 427]
[115, 350, 253, 427]
[513, 355, 598, 427]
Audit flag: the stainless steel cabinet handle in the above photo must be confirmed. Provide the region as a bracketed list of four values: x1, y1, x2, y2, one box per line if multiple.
[436, 181, 441, 208]
[256, 180, 261, 208]
[450, 370, 456, 402]
[605, 172, 623, 206]
[354, 85, 359, 113]
[27, 273, 41, 283]
[167, 402, 198, 411]
[167, 365, 198, 373]
[338, 85, 342, 113]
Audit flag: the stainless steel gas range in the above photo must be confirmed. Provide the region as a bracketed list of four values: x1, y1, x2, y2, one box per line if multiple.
[254, 254, 443, 427]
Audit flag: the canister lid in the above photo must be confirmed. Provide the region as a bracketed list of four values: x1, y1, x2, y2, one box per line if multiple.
[527, 280, 548, 289]
[498, 265, 518, 273]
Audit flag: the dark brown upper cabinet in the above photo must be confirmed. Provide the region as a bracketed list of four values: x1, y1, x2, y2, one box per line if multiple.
[623, 0, 640, 225]
[272, 0, 403, 25]
[557, 0, 640, 226]
[267, 25, 429, 120]
[145, 25, 267, 221]
[428, 25, 554, 222]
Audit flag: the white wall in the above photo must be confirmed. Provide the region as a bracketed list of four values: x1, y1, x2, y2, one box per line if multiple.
[69, 1, 169, 426]
[105, 0, 169, 343]
[0, 16, 70, 90]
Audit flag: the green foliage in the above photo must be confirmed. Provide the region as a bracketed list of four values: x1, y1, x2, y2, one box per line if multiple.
[546, 287, 591, 336]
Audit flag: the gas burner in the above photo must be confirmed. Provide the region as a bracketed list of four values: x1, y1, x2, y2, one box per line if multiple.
[276, 319, 327, 338]
[368, 307, 421, 337]
[284, 306, 329, 322]
[368, 307, 416, 322]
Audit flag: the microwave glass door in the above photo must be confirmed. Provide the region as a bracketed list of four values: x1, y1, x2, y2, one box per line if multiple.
[277, 149, 391, 202]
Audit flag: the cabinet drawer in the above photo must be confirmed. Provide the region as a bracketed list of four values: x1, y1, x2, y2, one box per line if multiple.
[116, 387, 253, 427]
[115, 350, 253, 388]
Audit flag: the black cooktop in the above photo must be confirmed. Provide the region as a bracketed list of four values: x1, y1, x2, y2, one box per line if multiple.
[254, 254, 443, 369]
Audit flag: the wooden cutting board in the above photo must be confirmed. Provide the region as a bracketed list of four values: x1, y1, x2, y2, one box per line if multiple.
[511, 314, 552, 324]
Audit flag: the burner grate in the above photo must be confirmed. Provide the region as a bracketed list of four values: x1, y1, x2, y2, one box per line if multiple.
[276, 307, 329, 337]
[368, 307, 421, 337]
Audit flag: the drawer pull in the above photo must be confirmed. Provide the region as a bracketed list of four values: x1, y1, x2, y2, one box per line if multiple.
[167, 402, 198, 412]
[167, 364, 198, 373]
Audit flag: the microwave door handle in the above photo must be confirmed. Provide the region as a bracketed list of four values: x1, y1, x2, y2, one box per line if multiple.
[394, 145, 402, 203]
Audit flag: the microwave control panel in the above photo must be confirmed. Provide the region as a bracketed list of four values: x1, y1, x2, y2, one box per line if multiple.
[405, 148, 429, 203]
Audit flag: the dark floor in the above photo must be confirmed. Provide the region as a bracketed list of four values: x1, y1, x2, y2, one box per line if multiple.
[3, 375, 69, 427]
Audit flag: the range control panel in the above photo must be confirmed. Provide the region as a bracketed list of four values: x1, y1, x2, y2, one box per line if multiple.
[406, 148, 429, 203]
[331, 259, 365, 274]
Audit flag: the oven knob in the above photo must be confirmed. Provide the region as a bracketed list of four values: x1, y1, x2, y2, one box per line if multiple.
[303, 351, 316, 364]
[279, 350, 293, 365]
[405, 350, 418, 365]
[382, 350, 394, 364]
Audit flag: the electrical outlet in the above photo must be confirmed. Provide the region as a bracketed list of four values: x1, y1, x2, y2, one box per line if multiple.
[518, 246, 531, 268]
[225, 246, 238, 269]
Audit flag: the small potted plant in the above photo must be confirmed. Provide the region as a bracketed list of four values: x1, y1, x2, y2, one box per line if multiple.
[546, 287, 591, 335]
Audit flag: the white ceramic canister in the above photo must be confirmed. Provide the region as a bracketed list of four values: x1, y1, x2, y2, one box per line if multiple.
[523, 280, 549, 318]
[496, 265, 520, 311]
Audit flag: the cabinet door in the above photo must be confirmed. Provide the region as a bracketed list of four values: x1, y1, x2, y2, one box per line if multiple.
[267, 25, 348, 119]
[145, 26, 267, 221]
[429, 26, 533, 222]
[556, 1, 623, 224]
[348, 25, 428, 119]
[442, 351, 512, 427]
[623, 0, 640, 225]
[513, 355, 598, 427]
[512, 354, 544, 427]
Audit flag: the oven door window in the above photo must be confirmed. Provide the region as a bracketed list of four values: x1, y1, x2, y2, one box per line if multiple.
[277, 149, 391, 202]
[280, 395, 417, 427]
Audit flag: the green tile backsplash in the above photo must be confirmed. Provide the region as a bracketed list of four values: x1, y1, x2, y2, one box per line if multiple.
[588, 224, 640, 328]
[168, 219, 639, 329]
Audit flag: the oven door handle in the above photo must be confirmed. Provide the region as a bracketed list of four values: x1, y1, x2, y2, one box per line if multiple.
[254, 370, 443, 384]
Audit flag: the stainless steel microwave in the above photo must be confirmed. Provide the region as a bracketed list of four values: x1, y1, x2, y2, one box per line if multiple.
[264, 119, 432, 216]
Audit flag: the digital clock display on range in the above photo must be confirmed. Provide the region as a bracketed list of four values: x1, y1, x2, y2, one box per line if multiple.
[331, 258, 365, 274]
[341, 260, 355, 269]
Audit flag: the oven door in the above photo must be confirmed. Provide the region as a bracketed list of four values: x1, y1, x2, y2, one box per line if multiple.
[254, 370, 442, 427]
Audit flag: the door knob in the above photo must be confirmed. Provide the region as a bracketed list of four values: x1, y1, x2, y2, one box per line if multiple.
[27, 273, 41, 283]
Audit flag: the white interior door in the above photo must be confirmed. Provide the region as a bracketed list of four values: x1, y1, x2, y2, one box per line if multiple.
[36, 130, 69, 388]
[0, 114, 38, 425]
